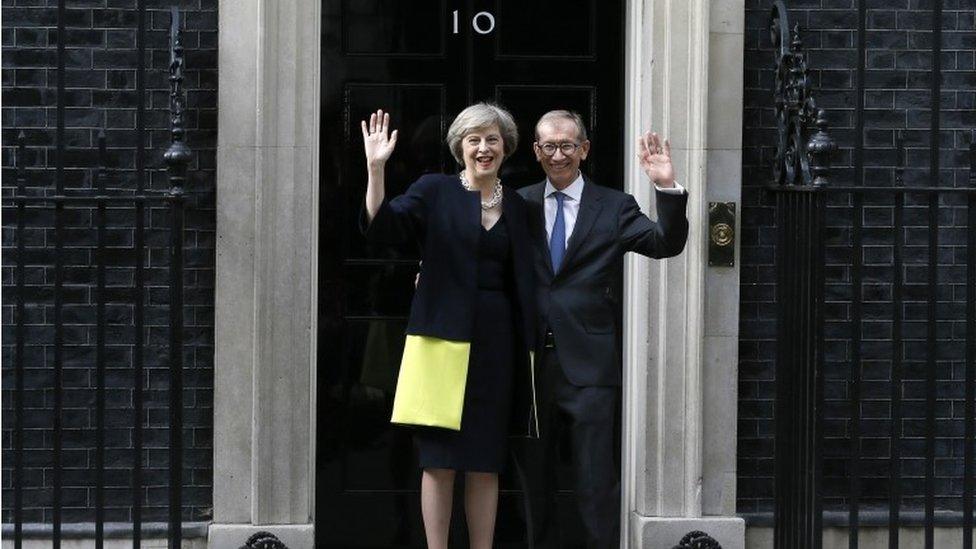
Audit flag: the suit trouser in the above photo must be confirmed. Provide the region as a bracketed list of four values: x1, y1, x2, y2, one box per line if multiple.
[513, 347, 620, 549]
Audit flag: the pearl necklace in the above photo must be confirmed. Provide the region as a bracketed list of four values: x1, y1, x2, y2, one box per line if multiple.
[459, 172, 503, 210]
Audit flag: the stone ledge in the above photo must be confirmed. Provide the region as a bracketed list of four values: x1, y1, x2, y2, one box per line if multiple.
[208, 523, 314, 549]
[630, 515, 745, 549]
[746, 525, 973, 549]
[740, 510, 976, 527]
[1, 522, 209, 539]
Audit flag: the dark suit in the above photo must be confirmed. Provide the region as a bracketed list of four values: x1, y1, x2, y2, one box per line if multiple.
[515, 176, 689, 547]
[364, 173, 540, 436]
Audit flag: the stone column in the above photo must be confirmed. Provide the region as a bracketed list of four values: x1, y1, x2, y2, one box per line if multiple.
[622, 0, 745, 547]
[210, 1, 321, 547]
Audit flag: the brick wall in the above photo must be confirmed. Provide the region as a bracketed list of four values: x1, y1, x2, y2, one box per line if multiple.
[739, 0, 976, 517]
[1, 0, 217, 524]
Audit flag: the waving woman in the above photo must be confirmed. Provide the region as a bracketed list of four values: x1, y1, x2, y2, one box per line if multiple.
[361, 104, 538, 549]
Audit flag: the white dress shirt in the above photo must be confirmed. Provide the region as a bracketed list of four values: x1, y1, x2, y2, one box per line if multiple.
[544, 171, 686, 247]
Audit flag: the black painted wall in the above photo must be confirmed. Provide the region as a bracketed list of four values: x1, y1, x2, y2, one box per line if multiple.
[739, 0, 976, 519]
[1, 0, 217, 524]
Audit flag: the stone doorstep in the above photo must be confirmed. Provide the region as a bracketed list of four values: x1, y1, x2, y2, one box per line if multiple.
[208, 523, 314, 549]
[631, 515, 746, 549]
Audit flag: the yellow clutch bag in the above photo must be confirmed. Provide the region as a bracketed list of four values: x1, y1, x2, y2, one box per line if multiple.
[390, 335, 471, 430]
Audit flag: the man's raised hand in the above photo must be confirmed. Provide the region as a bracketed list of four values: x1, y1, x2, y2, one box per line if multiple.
[637, 131, 675, 188]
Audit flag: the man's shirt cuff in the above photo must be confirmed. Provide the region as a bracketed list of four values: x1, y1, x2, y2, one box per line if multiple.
[655, 181, 686, 195]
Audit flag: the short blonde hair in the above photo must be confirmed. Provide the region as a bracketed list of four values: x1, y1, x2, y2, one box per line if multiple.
[446, 103, 519, 165]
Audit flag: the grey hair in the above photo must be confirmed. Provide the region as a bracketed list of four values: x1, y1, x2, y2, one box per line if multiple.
[534, 110, 589, 142]
[446, 103, 519, 165]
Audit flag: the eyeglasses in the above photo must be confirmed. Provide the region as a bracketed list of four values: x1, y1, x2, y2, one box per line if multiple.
[536, 142, 581, 156]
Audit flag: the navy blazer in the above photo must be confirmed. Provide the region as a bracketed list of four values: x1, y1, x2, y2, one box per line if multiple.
[518, 177, 689, 386]
[363, 173, 540, 436]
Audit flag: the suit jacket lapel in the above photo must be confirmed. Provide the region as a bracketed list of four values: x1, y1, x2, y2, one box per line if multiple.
[560, 178, 601, 274]
[457, 176, 482, 251]
[502, 191, 537, 345]
[525, 182, 554, 278]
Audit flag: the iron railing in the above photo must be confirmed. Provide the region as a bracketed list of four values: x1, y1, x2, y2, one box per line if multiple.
[4, 5, 189, 548]
[768, 5, 835, 546]
[767, 2, 976, 548]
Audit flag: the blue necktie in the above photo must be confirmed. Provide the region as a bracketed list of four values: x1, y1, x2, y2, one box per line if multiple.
[549, 192, 566, 272]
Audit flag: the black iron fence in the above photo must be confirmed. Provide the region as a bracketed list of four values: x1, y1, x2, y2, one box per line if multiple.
[4, 6, 190, 548]
[768, 2, 976, 548]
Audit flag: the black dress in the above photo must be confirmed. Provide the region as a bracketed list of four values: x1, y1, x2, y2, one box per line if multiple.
[414, 215, 517, 473]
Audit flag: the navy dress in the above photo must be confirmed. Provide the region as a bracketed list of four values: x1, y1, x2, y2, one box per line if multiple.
[414, 215, 517, 473]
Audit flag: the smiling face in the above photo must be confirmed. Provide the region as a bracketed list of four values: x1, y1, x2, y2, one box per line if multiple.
[461, 124, 505, 179]
[534, 118, 590, 189]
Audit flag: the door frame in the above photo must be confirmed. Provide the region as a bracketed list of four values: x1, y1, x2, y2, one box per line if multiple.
[212, 1, 715, 547]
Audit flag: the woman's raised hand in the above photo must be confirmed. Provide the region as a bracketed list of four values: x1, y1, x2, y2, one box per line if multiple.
[361, 109, 399, 168]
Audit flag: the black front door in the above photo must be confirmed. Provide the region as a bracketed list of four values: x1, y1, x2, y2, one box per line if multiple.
[316, 1, 625, 546]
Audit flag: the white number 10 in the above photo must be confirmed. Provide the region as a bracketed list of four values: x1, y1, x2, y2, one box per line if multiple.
[452, 10, 496, 35]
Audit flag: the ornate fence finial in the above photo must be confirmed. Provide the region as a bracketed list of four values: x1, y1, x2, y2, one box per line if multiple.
[95, 128, 107, 192]
[895, 130, 906, 186]
[807, 109, 836, 187]
[164, 6, 191, 192]
[970, 129, 975, 182]
[769, 1, 833, 187]
[16, 131, 27, 193]
[791, 23, 803, 51]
